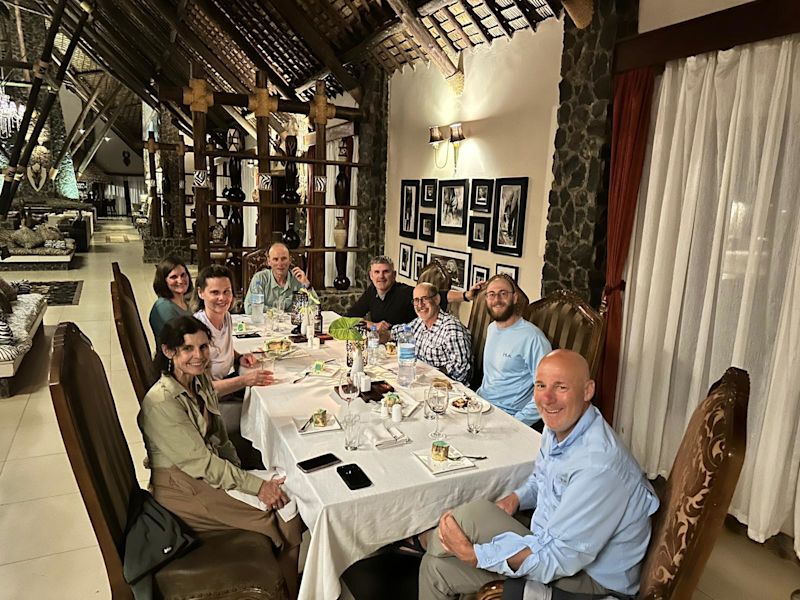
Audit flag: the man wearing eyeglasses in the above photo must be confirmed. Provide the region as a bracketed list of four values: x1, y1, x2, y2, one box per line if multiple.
[389, 282, 472, 384]
[478, 274, 551, 427]
[347, 256, 481, 332]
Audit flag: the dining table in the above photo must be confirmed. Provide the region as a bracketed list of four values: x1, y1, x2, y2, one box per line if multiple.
[232, 311, 541, 600]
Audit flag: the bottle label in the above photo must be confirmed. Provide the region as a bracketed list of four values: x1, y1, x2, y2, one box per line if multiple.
[398, 343, 415, 361]
[368, 338, 379, 349]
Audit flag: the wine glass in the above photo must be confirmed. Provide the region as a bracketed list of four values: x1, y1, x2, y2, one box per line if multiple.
[425, 382, 448, 421]
[427, 385, 448, 440]
[337, 371, 360, 413]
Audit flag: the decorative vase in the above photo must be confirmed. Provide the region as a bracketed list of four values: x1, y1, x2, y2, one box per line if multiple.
[350, 348, 364, 375]
[280, 135, 300, 204]
[333, 216, 347, 249]
[226, 205, 244, 249]
[333, 275, 351, 291]
[283, 221, 301, 249]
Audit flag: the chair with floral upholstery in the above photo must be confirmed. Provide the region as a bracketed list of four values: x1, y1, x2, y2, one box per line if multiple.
[524, 289, 607, 378]
[478, 367, 749, 600]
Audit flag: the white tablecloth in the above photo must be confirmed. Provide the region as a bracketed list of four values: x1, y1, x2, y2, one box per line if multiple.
[234, 313, 541, 600]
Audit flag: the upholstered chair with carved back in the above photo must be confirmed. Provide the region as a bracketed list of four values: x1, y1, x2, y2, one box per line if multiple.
[112, 261, 140, 317]
[477, 367, 749, 600]
[49, 322, 288, 600]
[111, 280, 158, 404]
[417, 261, 452, 292]
[524, 289, 607, 378]
[242, 248, 269, 298]
[467, 283, 529, 389]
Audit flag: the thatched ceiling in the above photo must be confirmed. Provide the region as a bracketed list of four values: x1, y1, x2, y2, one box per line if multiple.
[27, 0, 561, 141]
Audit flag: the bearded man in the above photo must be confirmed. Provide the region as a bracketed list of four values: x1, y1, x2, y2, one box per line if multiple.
[477, 274, 551, 427]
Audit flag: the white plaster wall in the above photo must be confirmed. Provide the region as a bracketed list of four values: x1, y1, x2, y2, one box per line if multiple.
[638, 0, 756, 33]
[384, 18, 563, 318]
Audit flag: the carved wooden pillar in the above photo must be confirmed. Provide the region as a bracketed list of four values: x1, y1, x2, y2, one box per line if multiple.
[252, 70, 277, 249]
[187, 66, 212, 269]
[146, 132, 162, 237]
[176, 140, 187, 237]
[309, 80, 330, 289]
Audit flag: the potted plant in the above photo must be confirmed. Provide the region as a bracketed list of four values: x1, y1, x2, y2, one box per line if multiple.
[328, 316, 366, 371]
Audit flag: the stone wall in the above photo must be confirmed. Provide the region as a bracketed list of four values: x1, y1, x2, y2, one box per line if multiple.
[318, 288, 365, 315]
[141, 233, 192, 263]
[541, 0, 638, 306]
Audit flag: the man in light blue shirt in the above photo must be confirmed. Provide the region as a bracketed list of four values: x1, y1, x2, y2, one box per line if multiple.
[418, 350, 659, 600]
[244, 242, 311, 313]
[478, 274, 551, 426]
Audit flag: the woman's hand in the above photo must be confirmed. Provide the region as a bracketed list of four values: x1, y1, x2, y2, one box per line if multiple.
[257, 477, 289, 510]
[239, 353, 258, 368]
[242, 368, 274, 387]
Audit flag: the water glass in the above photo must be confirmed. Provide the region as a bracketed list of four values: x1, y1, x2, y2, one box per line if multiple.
[342, 413, 361, 451]
[259, 354, 275, 376]
[424, 382, 448, 421]
[466, 400, 484, 435]
[427, 385, 448, 440]
[337, 371, 360, 411]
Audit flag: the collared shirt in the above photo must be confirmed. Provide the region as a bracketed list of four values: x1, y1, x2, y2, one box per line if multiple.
[478, 319, 551, 425]
[473, 405, 659, 595]
[244, 268, 306, 313]
[390, 311, 472, 384]
[138, 373, 263, 496]
[193, 310, 234, 380]
[347, 282, 449, 326]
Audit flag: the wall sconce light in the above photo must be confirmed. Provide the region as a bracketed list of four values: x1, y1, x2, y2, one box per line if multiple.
[428, 123, 467, 174]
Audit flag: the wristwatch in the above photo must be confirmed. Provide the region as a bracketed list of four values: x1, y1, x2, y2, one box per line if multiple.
[463, 291, 469, 302]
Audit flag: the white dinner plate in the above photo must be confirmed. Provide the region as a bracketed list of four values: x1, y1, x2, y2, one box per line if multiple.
[448, 397, 492, 414]
[412, 446, 476, 476]
[292, 414, 342, 435]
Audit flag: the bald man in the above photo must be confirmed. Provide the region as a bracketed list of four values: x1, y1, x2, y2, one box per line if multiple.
[244, 242, 311, 313]
[417, 350, 659, 600]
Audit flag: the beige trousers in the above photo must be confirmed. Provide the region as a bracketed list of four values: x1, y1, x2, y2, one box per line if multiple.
[418, 499, 612, 600]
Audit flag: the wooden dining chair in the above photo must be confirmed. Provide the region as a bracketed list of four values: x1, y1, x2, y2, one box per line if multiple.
[478, 367, 749, 600]
[525, 289, 606, 378]
[49, 322, 288, 600]
[466, 284, 530, 389]
[111, 280, 159, 403]
[417, 260, 452, 291]
[111, 261, 140, 317]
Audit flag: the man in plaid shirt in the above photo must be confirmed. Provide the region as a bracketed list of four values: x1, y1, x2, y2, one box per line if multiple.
[390, 282, 472, 384]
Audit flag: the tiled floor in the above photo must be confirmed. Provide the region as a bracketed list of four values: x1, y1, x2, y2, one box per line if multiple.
[0, 221, 798, 599]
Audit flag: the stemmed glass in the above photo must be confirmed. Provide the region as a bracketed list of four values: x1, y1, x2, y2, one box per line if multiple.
[427, 384, 448, 440]
[337, 371, 360, 414]
[425, 382, 448, 421]
[275, 297, 287, 331]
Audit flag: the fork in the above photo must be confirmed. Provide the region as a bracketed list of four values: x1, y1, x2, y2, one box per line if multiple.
[450, 454, 487, 461]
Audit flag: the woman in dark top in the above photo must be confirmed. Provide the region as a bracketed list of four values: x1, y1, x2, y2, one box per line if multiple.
[148, 256, 193, 340]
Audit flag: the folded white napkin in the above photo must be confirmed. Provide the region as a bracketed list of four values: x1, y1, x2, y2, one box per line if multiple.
[363, 422, 410, 449]
[225, 468, 298, 522]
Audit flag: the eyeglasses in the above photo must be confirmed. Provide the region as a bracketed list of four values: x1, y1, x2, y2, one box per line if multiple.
[412, 294, 436, 306]
[486, 290, 513, 301]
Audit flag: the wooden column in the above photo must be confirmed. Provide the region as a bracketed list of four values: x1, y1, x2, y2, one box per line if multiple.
[309, 80, 330, 289]
[251, 70, 277, 249]
[146, 132, 162, 237]
[187, 68, 212, 269]
[176, 141, 187, 237]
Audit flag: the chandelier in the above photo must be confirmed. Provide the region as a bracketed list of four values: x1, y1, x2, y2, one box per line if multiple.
[0, 87, 25, 139]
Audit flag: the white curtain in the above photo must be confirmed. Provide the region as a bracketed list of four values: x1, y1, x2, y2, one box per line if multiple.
[324, 138, 358, 286]
[615, 34, 800, 553]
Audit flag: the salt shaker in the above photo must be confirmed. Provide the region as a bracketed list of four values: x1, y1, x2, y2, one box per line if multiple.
[380, 402, 389, 419]
[391, 403, 403, 423]
[360, 374, 372, 393]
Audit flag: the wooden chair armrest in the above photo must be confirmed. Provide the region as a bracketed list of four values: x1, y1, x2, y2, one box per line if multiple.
[477, 579, 505, 600]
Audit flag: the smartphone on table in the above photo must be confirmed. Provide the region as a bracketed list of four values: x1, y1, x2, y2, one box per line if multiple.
[337, 463, 373, 490]
[297, 453, 341, 473]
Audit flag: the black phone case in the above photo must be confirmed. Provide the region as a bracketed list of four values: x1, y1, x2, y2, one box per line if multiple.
[337, 463, 372, 490]
[297, 453, 341, 473]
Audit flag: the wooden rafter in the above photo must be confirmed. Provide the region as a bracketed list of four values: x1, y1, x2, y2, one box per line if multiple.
[483, 0, 513, 38]
[427, 13, 459, 54]
[459, 1, 492, 45]
[267, 0, 363, 103]
[442, 6, 474, 49]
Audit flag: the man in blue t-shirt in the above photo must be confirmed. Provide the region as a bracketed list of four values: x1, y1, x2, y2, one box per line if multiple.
[477, 274, 551, 427]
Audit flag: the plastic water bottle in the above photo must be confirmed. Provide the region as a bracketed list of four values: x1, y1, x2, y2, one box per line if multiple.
[366, 325, 379, 365]
[250, 293, 265, 325]
[397, 325, 416, 387]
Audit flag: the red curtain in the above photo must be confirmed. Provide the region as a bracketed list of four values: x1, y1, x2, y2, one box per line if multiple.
[596, 67, 655, 424]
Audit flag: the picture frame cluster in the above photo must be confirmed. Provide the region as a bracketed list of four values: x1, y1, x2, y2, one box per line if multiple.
[399, 177, 528, 258]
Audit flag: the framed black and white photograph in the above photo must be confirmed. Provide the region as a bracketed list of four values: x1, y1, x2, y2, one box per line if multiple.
[468, 215, 491, 250]
[470, 179, 494, 213]
[471, 264, 490, 289]
[413, 251, 426, 281]
[496, 263, 519, 282]
[426, 245, 471, 291]
[421, 179, 437, 208]
[398, 243, 413, 278]
[399, 180, 420, 239]
[491, 177, 528, 257]
[419, 213, 436, 242]
[436, 179, 468, 235]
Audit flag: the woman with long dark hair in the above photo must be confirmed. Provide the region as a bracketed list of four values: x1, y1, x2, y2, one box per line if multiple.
[138, 316, 302, 597]
[193, 264, 272, 396]
[148, 256, 193, 340]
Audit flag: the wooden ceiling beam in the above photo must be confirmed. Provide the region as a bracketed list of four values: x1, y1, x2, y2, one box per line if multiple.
[507, 0, 537, 30]
[190, 0, 299, 101]
[427, 13, 459, 55]
[441, 7, 473, 48]
[267, 0, 363, 103]
[483, 0, 513, 39]
[386, 0, 463, 93]
[458, 1, 491, 46]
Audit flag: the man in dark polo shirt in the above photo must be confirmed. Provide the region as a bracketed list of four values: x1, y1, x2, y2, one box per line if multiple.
[347, 256, 482, 332]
